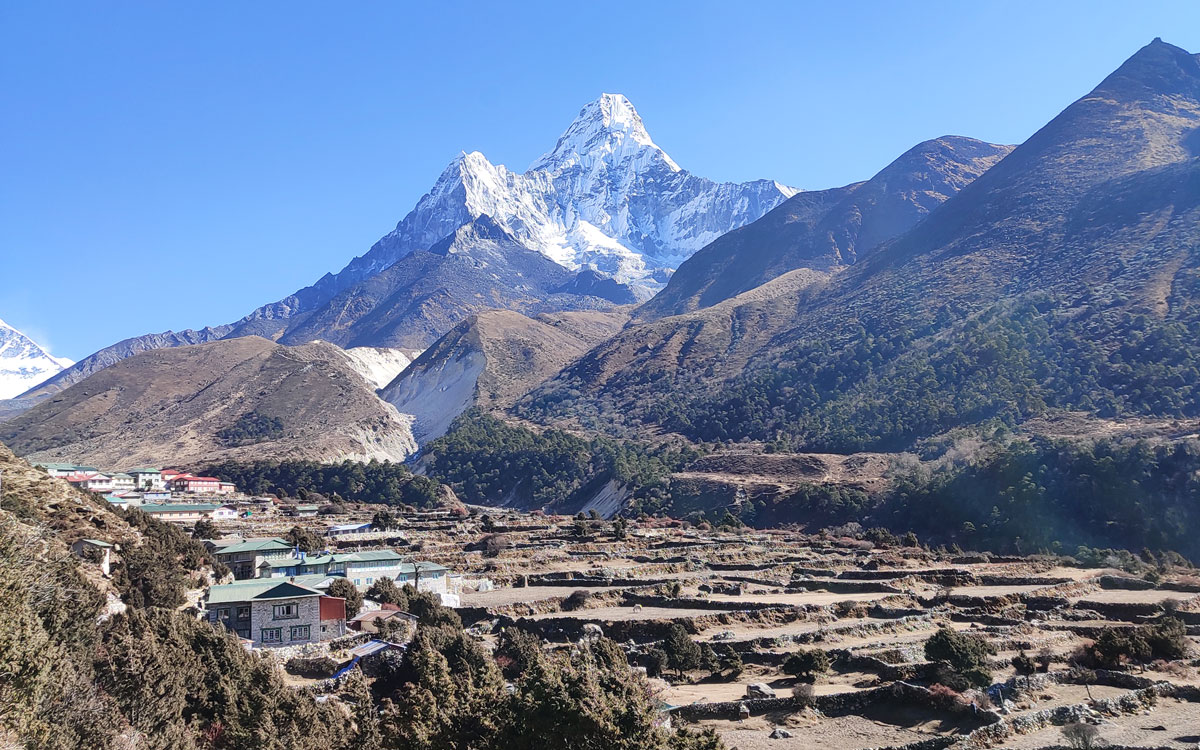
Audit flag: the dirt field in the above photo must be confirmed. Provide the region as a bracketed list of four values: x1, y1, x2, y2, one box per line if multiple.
[526, 605, 723, 621]
[1073, 589, 1199, 604]
[459, 584, 630, 607]
[996, 697, 1200, 749]
[697, 706, 978, 750]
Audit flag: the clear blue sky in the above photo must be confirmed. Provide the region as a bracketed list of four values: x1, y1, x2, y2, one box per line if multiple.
[2, 1, 1197, 360]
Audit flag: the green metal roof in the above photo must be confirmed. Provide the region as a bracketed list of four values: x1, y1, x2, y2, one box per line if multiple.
[344, 550, 406, 563]
[126, 468, 162, 474]
[214, 538, 292, 555]
[140, 503, 230, 513]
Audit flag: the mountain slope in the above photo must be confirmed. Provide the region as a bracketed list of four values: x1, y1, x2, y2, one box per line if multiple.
[0, 319, 72, 399]
[522, 39, 1200, 451]
[0, 336, 417, 468]
[250, 216, 621, 349]
[636, 136, 1013, 320]
[381, 308, 628, 443]
[225, 94, 794, 346]
[17, 325, 232, 400]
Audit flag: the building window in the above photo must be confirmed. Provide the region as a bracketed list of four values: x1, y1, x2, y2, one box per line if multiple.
[290, 625, 311, 641]
[236, 606, 251, 621]
[261, 628, 282, 643]
[353, 579, 361, 586]
[366, 577, 374, 584]
[272, 603, 298, 620]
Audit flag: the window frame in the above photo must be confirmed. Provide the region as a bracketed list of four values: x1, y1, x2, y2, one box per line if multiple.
[290, 625, 311, 641]
[272, 602, 299, 620]
[260, 627, 282, 643]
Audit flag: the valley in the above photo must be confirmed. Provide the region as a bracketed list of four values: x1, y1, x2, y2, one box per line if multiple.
[3, 27, 1200, 750]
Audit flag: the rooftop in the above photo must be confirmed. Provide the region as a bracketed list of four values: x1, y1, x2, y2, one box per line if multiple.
[140, 503, 231, 513]
[214, 538, 293, 555]
[206, 577, 332, 605]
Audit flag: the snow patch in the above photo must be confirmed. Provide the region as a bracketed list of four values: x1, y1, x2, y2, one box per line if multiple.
[0, 317, 73, 399]
[335, 345, 423, 389]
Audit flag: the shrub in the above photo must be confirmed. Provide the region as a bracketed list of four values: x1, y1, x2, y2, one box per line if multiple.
[284, 656, 337, 679]
[782, 648, 831, 682]
[192, 518, 218, 540]
[792, 683, 815, 705]
[495, 628, 543, 679]
[481, 533, 510, 558]
[1062, 722, 1101, 750]
[662, 624, 702, 676]
[924, 628, 995, 690]
[561, 590, 592, 612]
[326, 577, 363, 619]
[285, 525, 323, 553]
[927, 683, 965, 712]
[216, 411, 284, 447]
[643, 648, 669, 678]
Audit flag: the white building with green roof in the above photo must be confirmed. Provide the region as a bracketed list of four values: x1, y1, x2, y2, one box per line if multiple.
[259, 549, 449, 593]
[208, 537, 294, 579]
[139, 503, 237, 524]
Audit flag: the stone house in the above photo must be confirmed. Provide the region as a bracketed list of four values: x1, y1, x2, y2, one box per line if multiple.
[204, 578, 347, 647]
[70, 538, 115, 576]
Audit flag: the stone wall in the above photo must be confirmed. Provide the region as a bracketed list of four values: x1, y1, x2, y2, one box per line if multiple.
[250, 595, 322, 648]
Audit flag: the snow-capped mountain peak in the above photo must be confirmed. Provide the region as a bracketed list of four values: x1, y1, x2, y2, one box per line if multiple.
[530, 93, 680, 173]
[241, 94, 799, 324]
[0, 318, 73, 399]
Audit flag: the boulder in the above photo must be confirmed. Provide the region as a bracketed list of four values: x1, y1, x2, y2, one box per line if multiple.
[746, 683, 776, 699]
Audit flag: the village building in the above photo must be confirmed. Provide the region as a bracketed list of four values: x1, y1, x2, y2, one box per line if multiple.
[169, 474, 222, 494]
[127, 468, 166, 491]
[109, 473, 136, 492]
[218, 481, 236, 495]
[208, 537, 294, 579]
[259, 549, 449, 593]
[204, 578, 347, 647]
[35, 462, 85, 478]
[348, 607, 417, 635]
[139, 503, 238, 524]
[285, 504, 320, 517]
[64, 471, 113, 492]
[325, 522, 373, 538]
[70, 538, 115, 576]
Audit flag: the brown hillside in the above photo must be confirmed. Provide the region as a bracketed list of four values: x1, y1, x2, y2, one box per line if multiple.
[0, 337, 416, 468]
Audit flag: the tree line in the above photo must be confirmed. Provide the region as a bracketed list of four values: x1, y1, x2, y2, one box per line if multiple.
[200, 459, 444, 508]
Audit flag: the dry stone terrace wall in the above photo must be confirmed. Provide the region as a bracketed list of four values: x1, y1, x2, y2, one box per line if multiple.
[671, 681, 1002, 723]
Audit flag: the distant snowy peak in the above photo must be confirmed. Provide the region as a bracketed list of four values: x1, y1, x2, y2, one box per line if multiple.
[0, 318, 73, 399]
[240, 93, 800, 332]
[530, 93, 680, 173]
[376, 93, 798, 284]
